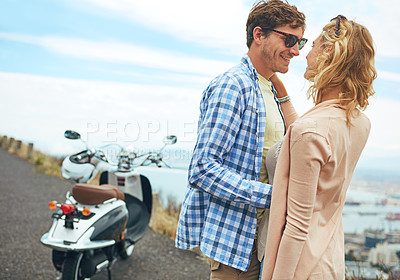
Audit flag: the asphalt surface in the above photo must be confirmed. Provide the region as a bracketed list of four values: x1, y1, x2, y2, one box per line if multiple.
[0, 148, 210, 280]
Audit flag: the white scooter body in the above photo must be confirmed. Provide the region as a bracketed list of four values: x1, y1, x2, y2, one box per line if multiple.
[40, 130, 175, 280]
[41, 196, 127, 252]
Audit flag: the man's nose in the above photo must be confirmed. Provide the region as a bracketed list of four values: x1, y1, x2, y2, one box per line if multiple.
[290, 43, 300, 56]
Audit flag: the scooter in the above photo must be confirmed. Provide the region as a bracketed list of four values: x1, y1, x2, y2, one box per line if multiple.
[41, 130, 177, 280]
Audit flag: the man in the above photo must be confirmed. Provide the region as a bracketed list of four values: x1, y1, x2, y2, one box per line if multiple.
[175, 0, 306, 278]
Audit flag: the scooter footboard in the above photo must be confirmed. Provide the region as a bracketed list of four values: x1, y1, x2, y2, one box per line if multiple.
[125, 194, 151, 242]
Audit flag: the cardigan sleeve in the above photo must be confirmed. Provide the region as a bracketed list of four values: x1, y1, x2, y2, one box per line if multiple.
[271, 128, 331, 280]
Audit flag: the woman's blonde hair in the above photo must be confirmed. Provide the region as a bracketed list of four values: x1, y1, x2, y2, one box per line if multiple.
[307, 17, 377, 122]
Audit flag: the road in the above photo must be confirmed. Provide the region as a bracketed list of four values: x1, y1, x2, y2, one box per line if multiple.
[0, 148, 210, 279]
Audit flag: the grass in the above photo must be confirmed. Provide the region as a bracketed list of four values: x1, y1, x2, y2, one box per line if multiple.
[151, 194, 181, 239]
[6, 139, 63, 177]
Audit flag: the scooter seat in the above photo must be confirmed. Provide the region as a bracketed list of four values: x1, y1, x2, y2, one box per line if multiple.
[72, 183, 125, 205]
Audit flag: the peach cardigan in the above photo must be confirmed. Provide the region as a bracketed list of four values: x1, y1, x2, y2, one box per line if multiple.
[261, 99, 371, 280]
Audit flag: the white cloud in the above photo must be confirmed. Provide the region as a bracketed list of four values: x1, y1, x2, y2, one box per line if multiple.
[102, 68, 213, 88]
[0, 72, 202, 154]
[73, 0, 400, 62]
[378, 70, 400, 82]
[369, 0, 400, 59]
[82, 0, 250, 55]
[0, 31, 234, 76]
[363, 96, 400, 157]
[66, 0, 400, 64]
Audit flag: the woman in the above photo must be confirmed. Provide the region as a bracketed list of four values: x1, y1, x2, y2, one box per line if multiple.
[260, 16, 377, 279]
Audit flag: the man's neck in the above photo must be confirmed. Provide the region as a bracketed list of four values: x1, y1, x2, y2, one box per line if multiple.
[247, 51, 274, 80]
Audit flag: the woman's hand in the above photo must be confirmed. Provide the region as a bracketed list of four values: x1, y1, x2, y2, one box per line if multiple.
[270, 74, 288, 98]
[270, 74, 299, 127]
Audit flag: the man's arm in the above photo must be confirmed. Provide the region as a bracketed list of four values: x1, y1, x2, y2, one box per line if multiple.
[188, 75, 271, 208]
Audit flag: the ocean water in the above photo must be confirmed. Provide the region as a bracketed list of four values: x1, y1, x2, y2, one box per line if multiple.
[344, 189, 400, 233]
[136, 165, 188, 205]
[343, 204, 400, 233]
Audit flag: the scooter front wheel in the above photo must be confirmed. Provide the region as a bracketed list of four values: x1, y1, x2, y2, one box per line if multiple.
[62, 252, 85, 280]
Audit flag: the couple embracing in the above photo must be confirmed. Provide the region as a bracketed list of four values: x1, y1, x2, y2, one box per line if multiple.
[175, 1, 376, 279]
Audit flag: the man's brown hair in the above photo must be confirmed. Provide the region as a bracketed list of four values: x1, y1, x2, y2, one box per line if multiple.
[246, 0, 306, 48]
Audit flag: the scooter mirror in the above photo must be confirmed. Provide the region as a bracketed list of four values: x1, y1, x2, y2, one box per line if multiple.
[64, 130, 81, 140]
[163, 135, 177, 145]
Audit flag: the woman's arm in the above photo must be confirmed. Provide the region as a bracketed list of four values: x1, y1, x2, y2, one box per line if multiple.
[271, 129, 331, 279]
[270, 74, 298, 128]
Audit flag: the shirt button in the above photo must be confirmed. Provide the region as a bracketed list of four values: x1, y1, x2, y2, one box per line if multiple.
[251, 225, 255, 229]
[256, 109, 259, 114]
[255, 132, 258, 136]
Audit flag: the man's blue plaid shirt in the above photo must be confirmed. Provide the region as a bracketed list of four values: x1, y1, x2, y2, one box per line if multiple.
[175, 55, 275, 271]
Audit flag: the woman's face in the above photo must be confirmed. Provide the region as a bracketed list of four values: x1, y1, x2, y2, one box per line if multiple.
[304, 36, 322, 80]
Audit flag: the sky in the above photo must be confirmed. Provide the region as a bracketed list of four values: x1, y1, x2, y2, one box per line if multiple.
[1, 0, 400, 176]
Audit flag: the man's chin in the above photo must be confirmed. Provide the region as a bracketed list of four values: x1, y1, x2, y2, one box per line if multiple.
[278, 67, 289, 74]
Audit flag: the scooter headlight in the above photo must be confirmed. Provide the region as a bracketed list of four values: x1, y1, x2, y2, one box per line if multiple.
[61, 154, 95, 183]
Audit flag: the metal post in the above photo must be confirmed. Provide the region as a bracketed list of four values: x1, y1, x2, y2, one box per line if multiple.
[8, 138, 15, 151]
[15, 140, 22, 151]
[1, 136, 7, 148]
[27, 143, 34, 159]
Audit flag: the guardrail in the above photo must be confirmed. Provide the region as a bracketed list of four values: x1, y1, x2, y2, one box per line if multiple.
[0, 135, 34, 159]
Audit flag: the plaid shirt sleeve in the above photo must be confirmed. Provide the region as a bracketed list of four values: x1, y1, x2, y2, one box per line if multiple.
[188, 72, 272, 209]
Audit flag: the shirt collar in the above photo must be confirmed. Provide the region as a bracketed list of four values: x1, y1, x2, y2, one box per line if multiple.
[241, 55, 258, 82]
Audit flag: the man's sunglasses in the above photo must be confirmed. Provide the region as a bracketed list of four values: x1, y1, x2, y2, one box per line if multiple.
[263, 28, 308, 50]
[330, 15, 347, 37]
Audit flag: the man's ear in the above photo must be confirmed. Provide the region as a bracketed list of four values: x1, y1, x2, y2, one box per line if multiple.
[253, 26, 265, 45]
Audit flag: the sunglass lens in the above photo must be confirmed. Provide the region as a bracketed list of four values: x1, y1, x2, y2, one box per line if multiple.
[285, 35, 298, 48]
[298, 39, 307, 50]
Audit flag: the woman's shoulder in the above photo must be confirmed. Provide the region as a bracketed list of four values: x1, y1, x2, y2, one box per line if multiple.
[289, 108, 339, 144]
[288, 117, 328, 149]
[353, 110, 371, 126]
[290, 108, 370, 144]
[290, 115, 328, 136]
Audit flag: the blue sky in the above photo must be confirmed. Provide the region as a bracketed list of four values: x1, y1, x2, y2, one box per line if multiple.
[1, 0, 400, 175]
